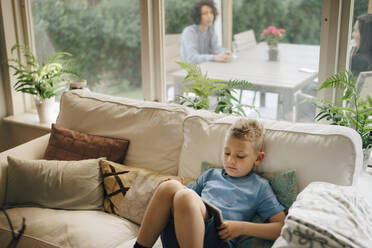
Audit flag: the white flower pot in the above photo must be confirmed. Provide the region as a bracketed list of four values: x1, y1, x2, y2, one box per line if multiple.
[34, 96, 55, 123]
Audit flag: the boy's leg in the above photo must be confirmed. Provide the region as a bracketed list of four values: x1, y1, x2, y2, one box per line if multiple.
[136, 180, 184, 247]
[172, 188, 209, 248]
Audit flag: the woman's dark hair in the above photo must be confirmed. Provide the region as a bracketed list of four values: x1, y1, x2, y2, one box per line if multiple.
[190, 0, 218, 25]
[357, 13, 372, 54]
[351, 13, 372, 77]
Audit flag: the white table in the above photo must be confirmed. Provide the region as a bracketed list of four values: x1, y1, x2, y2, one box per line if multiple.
[173, 43, 320, 121]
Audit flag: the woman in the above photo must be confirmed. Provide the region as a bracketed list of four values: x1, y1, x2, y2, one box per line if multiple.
[351, 13, 372, 78]
[180, 0, 232, 64]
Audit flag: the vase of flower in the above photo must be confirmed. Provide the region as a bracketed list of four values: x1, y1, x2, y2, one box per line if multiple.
[261, 26, 286, 61]
[268, 45, 279, 61]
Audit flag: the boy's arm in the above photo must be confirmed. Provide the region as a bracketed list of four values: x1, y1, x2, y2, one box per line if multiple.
[218, 211, 285, 242]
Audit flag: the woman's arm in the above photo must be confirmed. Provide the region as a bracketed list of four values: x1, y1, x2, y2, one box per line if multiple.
[218, 211, 285, 242]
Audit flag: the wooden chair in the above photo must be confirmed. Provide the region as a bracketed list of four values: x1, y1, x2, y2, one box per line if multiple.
[233, 30, 256, 51]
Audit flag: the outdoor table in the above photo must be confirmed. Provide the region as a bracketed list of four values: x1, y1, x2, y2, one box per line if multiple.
[172, 42, 320, 121]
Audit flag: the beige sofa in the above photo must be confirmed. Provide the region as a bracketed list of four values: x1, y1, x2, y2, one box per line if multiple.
[0, 90, 363, 248]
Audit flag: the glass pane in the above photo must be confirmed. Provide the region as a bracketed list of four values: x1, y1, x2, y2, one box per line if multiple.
[165, 0, 322, 122]
[164, 0, 195, 102]
[348, 1, 371, 101]
[31, 0, 142, 100]
[232, 0, 321, 122]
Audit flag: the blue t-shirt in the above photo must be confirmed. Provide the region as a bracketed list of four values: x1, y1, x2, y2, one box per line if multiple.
[187, 168, 284, 222]
[180, 24, 225, 64]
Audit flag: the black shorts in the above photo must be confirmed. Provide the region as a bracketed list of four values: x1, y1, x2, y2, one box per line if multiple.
[160, 213, 234, 248]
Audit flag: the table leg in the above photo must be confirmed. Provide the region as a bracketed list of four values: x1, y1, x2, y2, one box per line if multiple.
[278, 90, 294, 121]
[260, 92, 266, 107]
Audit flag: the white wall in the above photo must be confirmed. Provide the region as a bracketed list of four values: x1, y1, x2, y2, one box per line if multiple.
[0, 52, 49, 152]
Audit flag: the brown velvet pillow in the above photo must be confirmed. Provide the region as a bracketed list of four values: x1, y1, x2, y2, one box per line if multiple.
[44, 124, 129, 163]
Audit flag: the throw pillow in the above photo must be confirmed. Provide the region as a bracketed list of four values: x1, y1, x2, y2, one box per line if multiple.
[44, 124, 130, 163]
[200, 162, 297, 248]
[6, 156, 104, 210]
[99, 159, 194, 225]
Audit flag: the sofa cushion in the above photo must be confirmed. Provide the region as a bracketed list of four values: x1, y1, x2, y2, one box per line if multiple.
[44, 124, 130, 163]
[178, 114, 362, 192]
[57, 90, 190, 174]
[0, 207, 139, 248]
[6, 157, 103, 210]
[100, 159, 193, 225]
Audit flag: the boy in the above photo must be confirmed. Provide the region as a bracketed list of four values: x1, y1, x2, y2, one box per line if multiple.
[134, 118, 285, 248]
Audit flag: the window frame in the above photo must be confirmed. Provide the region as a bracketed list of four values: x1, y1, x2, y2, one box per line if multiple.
[0, 0, 355, 114]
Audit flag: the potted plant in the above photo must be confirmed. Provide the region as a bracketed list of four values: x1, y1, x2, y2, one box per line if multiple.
[261, 26, 286, 61]
[313, 71, 372, 168]
[8, 44, 78, 123]
[173, 62, 257, 116]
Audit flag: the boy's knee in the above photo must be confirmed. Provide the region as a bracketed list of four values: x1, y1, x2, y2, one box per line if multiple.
[156, 180, 184, 199]
[173, 189, 199, 211]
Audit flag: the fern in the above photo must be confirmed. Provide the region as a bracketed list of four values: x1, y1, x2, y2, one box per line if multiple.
[8, 44, 79, 99]
[174, 62, 256, 116]
[313, 71, 372, 149]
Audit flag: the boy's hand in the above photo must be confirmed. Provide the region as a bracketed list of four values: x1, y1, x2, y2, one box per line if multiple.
[217, 221, 241, 242]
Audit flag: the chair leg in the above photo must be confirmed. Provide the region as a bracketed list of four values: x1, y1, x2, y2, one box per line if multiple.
[260, 92, 266, 107]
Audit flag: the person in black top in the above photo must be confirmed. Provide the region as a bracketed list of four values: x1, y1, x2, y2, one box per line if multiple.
[351, 13, 372, 78]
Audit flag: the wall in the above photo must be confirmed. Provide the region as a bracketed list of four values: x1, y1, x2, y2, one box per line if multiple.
[0, 64, 12, 152]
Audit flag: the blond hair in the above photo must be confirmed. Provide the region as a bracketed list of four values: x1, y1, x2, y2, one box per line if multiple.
[226, 118, 265, 153]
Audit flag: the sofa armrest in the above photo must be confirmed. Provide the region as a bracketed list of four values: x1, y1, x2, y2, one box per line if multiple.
[0, 134, 50, 206]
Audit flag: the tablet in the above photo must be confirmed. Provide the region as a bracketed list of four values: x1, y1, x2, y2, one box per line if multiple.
[202, 199, 224, 227]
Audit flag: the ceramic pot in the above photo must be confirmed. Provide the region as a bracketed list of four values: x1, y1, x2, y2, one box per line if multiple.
[34, 96, 55, 123]
[268, 45, 279, 61]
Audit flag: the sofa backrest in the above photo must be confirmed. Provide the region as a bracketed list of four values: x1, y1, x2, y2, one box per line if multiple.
[57, 91, 363, 192]
[177, 114, 363, 192]
[57, 90, 190, 175]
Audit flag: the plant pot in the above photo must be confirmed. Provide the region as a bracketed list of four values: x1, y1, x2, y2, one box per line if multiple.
[268, 46, 279, 61]
[363, 148, 372, 171]
[34, 96, 55, 123]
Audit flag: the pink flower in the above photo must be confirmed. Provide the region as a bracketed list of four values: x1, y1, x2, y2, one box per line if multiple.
[261, 25, 286, 47]
[273, 29, 281, 36]
[268, 26, 276, 31]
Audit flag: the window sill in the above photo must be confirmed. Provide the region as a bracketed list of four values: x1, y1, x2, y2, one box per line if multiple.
[3, 112, 55, 131]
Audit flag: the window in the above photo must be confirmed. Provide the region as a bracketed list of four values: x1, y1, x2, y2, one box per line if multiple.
[348, 0, 372, 100]
[0, 0, 358, 119]
[232, 0, 322, 122]
[31, 0, 142, 99]
[163, 0, 323, 122]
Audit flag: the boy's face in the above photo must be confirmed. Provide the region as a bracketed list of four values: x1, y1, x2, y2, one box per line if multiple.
[223, 136, 264, 177]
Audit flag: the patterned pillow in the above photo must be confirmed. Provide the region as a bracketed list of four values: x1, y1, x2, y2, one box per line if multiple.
[99, 159, 194, 225]
[44, 124, 130, 163]
[200, 162, 297, 248]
